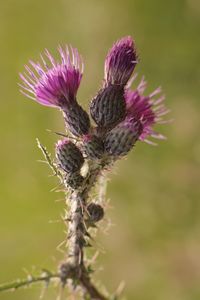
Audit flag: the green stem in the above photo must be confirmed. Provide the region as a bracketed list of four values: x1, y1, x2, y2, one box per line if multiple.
[0, 272, 59, 292]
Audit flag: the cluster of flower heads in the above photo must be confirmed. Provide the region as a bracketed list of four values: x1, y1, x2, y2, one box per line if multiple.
[20, 36, 169, 186]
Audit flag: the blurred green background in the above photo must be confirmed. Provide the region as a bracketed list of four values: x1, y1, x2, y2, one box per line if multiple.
[0, 0, 200, 299]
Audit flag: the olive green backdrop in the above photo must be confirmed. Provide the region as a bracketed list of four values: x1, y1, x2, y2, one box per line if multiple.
[0, 0, 200, 299]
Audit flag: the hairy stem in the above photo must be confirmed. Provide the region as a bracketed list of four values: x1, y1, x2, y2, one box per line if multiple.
[80, 270, 107, 300]
[0, 270, 107, 300]
[65, 160, 110, 299]
[0, 272, 59, 292]
[98, 175, 108, 205]
[67, 190, 86, 266]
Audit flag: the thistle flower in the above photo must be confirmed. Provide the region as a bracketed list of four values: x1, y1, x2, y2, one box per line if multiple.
[55, 139, 84, 174]
[19, 46, 91, 137]
[19, 46, 83, 107]
[90, 37, 137, 130]
[125, 78, 169, 144]
[104, 36, 137, 86]
[13, 35, 169, 299]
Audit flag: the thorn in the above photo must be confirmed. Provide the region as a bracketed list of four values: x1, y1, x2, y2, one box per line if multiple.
[56, 240, 66, 253]
[48, 219, 61, 224]
[50, 183, 63, 192]
[84, 231, 92, 239]
[114, 281, 125, 299]
[55, 198, 65, 203]
[37, 160, 49, 164]
[41, 268, 52, 276]
[64, 217, 71, 222]
[84, 242, 92, 248]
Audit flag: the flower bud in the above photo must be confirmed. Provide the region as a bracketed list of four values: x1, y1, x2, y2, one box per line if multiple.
[56, 139, 84, 173]
[87, 202, 104, 223]
[63, 102, 91, 137]
[90, 85, 126, 129]
[82, 134, 104, 160]
[104, 36, 137, 86]
[104, 119, 142, 157]
[65, 172, 84, 189]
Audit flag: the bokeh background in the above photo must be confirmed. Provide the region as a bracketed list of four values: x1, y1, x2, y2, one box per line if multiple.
[0, 0, 200, 299]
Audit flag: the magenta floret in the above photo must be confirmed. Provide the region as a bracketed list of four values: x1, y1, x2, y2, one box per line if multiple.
[104, 36, 137, 86]
[19, 46, 83, 108]
[125, 78, 170, 144]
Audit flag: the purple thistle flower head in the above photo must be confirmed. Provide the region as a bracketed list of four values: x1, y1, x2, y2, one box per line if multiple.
[19, 46, 83, 108]
[104, 36, 137, 86]
[125, 78, 170, 144]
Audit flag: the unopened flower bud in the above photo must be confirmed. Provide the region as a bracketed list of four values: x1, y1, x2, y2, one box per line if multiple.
[87, 202, 104, 223]
[65, 172, 84, 189]
[90, 85, 126, 129]
[82, 134, 104, 160]
[104, 36, 137, 86]
[104, 119, 142, 157]
[63, 102, 91, 137]
[56, 139, 84, 173]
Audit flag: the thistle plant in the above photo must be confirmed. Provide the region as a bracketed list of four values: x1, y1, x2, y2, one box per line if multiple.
[0, 36, 169, 299]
